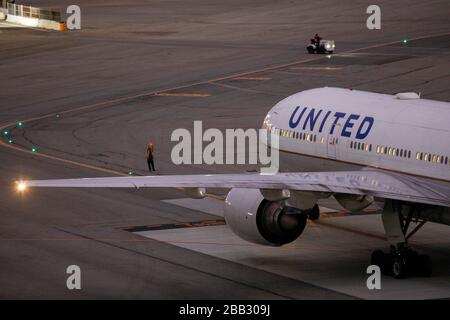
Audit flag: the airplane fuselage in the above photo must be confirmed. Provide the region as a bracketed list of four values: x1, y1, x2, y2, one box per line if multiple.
[264, 87, 450, 183]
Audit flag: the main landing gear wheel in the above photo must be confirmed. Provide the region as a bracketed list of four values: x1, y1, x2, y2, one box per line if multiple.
[371, 248, 432, 279]
[392, 255, 407, 279]
[372, 200, 434, 279]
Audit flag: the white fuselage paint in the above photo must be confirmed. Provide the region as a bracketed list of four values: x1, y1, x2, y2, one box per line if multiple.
[263, 87, 450, 182]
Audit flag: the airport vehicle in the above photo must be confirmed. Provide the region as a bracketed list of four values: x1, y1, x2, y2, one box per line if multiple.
[17, 87, 450, 279]
[307, 40, 335, 54]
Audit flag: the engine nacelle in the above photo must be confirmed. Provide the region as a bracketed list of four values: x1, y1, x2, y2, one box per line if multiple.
[224, 188, 307, 246]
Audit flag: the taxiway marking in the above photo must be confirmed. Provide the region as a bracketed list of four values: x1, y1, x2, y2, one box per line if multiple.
[155, 92, 211, 97]
[232, 76, 271, 81]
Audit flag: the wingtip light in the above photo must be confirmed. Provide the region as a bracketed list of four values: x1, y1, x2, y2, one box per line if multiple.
[16, 181, 28, 192]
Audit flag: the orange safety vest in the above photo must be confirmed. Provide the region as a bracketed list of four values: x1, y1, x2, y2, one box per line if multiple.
[147, 145, 154, 159]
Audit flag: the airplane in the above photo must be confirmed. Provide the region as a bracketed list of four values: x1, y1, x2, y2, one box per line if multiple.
[16, 87, 450, 279]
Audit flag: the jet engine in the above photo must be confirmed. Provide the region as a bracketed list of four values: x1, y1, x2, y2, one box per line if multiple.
[224, 188, 308, 246]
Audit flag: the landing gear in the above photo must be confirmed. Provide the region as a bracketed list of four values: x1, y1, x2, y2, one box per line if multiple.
[371, 200, 432, 279]
[370, 245, 432, 278]
[306, 204, 320, 220]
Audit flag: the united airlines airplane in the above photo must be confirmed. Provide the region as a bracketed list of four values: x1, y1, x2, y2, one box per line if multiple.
[17, 87, 450, 279]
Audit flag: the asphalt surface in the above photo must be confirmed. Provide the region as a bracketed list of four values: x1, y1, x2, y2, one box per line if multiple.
[0, 0, 450, 299]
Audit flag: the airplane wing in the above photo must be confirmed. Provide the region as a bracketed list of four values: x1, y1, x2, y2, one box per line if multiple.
[18, 170, 450, 208]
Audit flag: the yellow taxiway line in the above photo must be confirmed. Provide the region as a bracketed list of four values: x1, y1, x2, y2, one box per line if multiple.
[232, 76, 272, 81]
[155, 92, 211, 97]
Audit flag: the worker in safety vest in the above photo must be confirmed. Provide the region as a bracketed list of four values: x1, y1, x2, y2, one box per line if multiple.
[146, 142, 155, 172]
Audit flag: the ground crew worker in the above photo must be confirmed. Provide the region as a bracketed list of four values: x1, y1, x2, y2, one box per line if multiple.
[146, 142, 155, 172]
[314, 33, 322, 45]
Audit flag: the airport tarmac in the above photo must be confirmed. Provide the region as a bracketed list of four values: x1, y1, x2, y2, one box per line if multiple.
[1, 0, 450, 299]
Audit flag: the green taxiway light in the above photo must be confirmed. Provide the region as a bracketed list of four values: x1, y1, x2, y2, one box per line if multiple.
[402, 39, 409, 44]
[8, 139, 13, 144]
[128, 171, 134, 176]
[18, 122, 23, 127]
[31, 148, 37, 153]
[3, 130, 8, 135]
